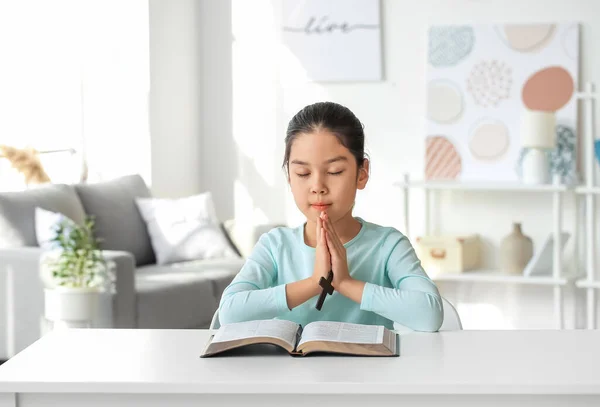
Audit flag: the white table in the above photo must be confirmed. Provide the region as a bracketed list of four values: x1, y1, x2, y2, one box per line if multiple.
[0, 329, 599, 407]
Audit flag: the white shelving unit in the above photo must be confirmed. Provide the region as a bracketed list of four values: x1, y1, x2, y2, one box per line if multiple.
[431, 270, 574, 286]
[394, 180, 571, 193]
[394, 81, 599, 330]
[394, 174, 577, 329]
[577, 280, 600, 289]
[574, 82, 599, 329]
[576, 187, 600, 195]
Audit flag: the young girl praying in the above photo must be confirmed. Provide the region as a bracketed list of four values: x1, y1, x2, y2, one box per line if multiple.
[218, 102, 443, 332]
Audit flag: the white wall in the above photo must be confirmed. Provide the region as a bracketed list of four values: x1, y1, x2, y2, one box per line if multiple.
[149, 0, 204, 199]
[198, 0, 237, 220]
[230, 0, 600, 329]
[149, 0, 600, 328]
[149, 0, 237, 220]
[230, 0, 600, 260]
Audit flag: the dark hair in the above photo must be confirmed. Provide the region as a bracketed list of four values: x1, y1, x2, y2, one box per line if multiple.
[282, 102, 367, 174]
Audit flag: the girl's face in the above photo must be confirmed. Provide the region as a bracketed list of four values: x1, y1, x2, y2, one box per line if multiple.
[288, 129, 369, 223]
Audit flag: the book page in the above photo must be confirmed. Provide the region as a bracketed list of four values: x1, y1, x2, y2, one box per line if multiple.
[298, 321, 384, 347]
[385, 329, 397, 353]
[212, 319, 300, 348]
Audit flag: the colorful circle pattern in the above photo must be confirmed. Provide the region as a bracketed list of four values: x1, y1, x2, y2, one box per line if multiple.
[429, 26, 475, 67]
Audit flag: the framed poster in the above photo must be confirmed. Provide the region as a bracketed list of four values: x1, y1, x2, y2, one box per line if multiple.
[425, 23, 580, 182]
[281, 0, 382, 82]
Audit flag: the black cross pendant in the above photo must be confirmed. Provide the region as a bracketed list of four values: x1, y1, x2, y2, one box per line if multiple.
[316, 270, 334, 311]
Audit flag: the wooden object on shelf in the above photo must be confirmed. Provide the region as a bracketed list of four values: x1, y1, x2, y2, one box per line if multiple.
[415, 235, 480, 276]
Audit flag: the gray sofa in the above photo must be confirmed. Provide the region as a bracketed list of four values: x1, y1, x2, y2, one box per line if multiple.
[0, 174, 267, 358]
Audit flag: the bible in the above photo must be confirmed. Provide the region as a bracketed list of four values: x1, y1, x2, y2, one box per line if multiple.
[200, 319, 399, 357]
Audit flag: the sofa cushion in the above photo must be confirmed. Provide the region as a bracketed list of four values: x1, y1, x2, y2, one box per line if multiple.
[135, 257, 244, 329]
[0, 184, 86, 248]
[135, 192, 240, 265]
[74, 174, 155, 266]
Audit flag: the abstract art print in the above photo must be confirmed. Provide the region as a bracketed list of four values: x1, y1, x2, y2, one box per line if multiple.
[281, 0, 382, 82]
[425, 23, 580, 182]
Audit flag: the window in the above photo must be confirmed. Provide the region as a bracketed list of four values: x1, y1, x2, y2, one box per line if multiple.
[0, 0, 150, 190]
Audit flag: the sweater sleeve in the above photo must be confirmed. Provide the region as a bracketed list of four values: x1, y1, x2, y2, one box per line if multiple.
[218, 233, 289, 325]
[359, 233, 444, 332]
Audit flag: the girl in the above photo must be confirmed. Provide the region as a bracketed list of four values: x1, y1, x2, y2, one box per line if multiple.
[218, 102, 443, 332]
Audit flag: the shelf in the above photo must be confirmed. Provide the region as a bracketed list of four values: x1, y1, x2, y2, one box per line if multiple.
[576, 280, 600, 289]
[575, 186, 600, 195]
[393, 180, 572, 192]
[430, 269, 581, 286]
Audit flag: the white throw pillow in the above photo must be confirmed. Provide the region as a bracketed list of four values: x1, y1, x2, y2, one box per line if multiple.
[135, 192, 240, 265]
[35, 207, 77, 250]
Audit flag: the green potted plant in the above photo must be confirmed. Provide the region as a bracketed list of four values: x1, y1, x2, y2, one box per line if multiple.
[40, 216, 114, 328]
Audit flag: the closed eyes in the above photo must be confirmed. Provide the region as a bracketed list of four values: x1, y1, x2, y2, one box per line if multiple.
[296, 171, 344, 178]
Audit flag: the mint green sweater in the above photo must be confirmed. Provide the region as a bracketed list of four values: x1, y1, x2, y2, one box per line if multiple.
[219, 218, 443, 332]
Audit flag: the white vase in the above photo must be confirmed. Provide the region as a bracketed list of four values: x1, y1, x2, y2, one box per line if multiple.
[44, 287, 100, 327]
[521, 148, 549, 184]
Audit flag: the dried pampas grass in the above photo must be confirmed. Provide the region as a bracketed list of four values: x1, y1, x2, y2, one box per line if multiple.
[0, 145, 51, 185]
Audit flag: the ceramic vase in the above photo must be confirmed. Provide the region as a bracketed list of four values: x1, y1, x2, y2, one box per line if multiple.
[500, 223, 533, 274]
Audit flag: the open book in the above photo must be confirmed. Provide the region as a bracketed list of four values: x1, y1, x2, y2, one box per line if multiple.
[200, 319, 399, 357]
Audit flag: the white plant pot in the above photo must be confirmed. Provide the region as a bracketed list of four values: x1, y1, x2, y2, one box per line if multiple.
[44, 287, 100, 324]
